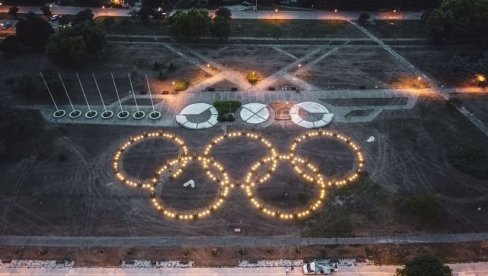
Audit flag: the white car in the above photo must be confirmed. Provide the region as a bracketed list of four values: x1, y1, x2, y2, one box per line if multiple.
[303, 261, 337, 275]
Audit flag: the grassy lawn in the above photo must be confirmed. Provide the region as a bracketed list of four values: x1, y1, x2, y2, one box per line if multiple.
[95, 16, 169, 35]
[364, 20, 428, 39]
[97, 17, 364, 38]
[231, 19, 364, 38]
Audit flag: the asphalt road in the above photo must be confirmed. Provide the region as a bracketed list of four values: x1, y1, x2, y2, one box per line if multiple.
[1, 263, 488, 275]
[0, 5, 422, 20]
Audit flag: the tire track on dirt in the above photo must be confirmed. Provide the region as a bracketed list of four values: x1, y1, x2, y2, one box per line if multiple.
[1, 156, 36, 235]
[57, 135, 97, 237]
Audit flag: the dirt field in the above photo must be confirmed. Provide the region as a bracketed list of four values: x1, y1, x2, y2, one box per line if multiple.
[1, 19, 488, 266]
[296, 47, 417, 89]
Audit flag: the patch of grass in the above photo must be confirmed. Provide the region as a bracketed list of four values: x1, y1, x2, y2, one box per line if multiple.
[97, 17, 362, 38]
[213, 101, 241, 115]
[448, 146, 488, 179]
[364, 20, 428, 39]
[231, 19, 363, 38]
[302, 179, 391, 237]
[246, 71, 260, 84]
[401, 193, 443, 222]
[174, 80, 189, 92]
[95, 16, 169, 35]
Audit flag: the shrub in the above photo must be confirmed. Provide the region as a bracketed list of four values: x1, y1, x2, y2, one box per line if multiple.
[102, 17, 116, 28]
[403, 194, 443, 222]
[448, 146, 488, 179]
[246, 71, 260, 84]
[396, 254, 452, 276]
[213, 101, 241, 115]
[358, 13, 370, 25]
[5, 76, 39, 99]
[173, 80, 189, 91]
[158, 70, 167, 80]
[167, 62, 176, 72]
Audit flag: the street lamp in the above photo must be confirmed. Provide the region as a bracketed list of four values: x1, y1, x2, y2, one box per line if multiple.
[333, 9, 338, 21]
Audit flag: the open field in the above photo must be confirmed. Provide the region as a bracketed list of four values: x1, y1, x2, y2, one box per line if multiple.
[363, 20, 427, 39]
[97, 17, 366, 38]
[2, 17, 488, 266]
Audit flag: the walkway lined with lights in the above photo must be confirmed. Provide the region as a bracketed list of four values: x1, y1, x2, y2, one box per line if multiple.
[113, 130, 363, 220]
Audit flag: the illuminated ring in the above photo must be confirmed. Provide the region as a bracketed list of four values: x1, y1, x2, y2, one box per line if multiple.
[202, 131, 279, 185]
[113, 131, 189, 188]
[112, 130, 365, 221]
[148, 155, 231, 220]
[243, 155, 327, 220]
[53, 110, 66, 118]
[289, 130, 364, 186]
[101, 110, 114, 119]
[85, 110, 98, 119]
[69, 110, 82, 118]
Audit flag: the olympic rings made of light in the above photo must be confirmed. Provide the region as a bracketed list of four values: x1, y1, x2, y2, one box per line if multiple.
[112, 130, 365, 221]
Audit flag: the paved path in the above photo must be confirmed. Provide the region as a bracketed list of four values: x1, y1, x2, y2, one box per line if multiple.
[0, 232, 487, 248]
[348, 19, 488, 138]
[35, 88, 419, 126]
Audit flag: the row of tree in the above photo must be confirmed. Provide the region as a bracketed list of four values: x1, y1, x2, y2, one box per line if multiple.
[0, 9, 106, 63]
[168, 7, 232, 40]
[426, 0, 488, 44]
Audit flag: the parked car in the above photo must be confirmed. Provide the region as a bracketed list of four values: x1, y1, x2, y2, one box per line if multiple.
[303, 260, 338, 275]
[0, 21, 12, 30]
[50, 14, 61, 21]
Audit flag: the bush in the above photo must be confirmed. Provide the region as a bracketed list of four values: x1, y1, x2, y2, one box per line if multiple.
[8, 6, 19, 16]
[0, 36, 24, 56]
[358, 13, 370, 25]
[46, 21, 106, 63]
[246, 71, 260, 84]
[448, 146, 488, 179]
[403, 194, 443, 222]
[102, 17, 116, 28]
[168, 9, 210, 39]
[158, 70, 167, 80]
[167, 62, 176, 72]
[5, 75, 39, 99]
[173, 80, 189, 91]
[213, 100, 241, 115]
[396, 254, 452, 276]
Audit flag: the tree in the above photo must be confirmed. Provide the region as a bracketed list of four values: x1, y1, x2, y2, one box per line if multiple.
[46, 21, 106, 63]
[8, 6, 19, 16]
[215, 7, 231, 19]
[168, 9, 210, 39]
[210, 16, 230, 40]
[72, 9, 94, 25]
[396, 254, 452, 276]
[40, 6, 52, 17]
[358, 13, 370, 25]
[15, 12, 55, 48]
[138, 5, 154, 22]
[102, 17, 116, 28]
[427, 0, 488, 43]
[0, 36, 24, 56]
[403, 193, 443, 222]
